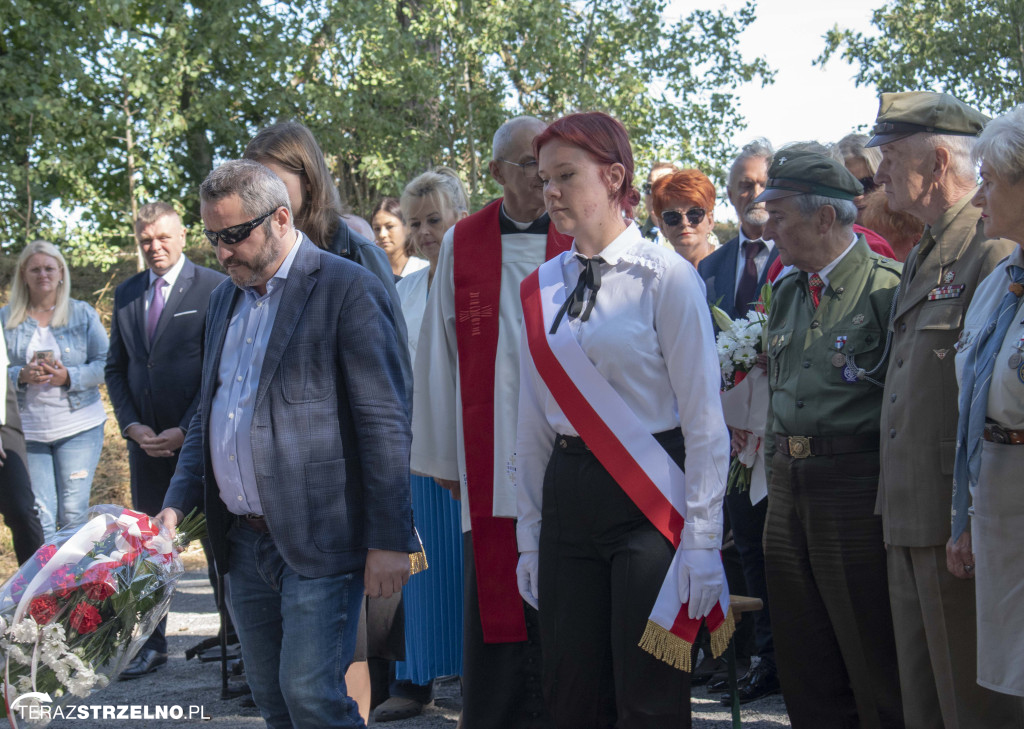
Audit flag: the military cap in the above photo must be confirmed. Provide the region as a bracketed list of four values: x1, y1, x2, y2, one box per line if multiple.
[865, 91, 989, 147]
[754, 151, 863, 202]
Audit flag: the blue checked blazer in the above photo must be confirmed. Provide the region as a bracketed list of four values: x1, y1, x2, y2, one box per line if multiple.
[164, 235, 417, 578]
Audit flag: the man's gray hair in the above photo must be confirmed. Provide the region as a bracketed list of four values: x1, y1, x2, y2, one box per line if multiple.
[795, 194, 858, 227]
[728, 137, 775, 189]
[910, 132, 977, 182]
[973, 104, 1024, 184]
[200, 159, 292, 220]
[492, 116, 545, 160]
[836, 134, 882, 176]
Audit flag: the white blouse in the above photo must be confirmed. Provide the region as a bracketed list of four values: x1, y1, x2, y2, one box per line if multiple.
[516, 223, 729, 552]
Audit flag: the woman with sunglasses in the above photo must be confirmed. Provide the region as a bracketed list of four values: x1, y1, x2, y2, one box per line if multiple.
[516, 112, 730, 728]
[837, 133, 883, 225]
[651, 169, 717, 268]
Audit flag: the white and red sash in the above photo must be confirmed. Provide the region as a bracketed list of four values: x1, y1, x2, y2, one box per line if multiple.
[453, 199, 572, 644]
[520, 257, 734, 671]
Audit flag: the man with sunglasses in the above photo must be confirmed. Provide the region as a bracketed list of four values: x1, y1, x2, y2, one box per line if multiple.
[159, 159, 417, 729]
[106, 202, 226, 680]
[870, 91, 1019, 729]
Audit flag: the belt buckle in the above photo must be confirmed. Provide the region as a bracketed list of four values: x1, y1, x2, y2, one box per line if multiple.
[990, 425, 1010, 444]
[788, 436, 812, 459]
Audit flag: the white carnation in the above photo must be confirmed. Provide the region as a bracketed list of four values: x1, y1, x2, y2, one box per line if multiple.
[9, 618, 39, 643]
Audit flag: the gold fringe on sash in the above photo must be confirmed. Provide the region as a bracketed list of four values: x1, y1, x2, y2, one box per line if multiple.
[409, 549, 429, 575]
[638, 608, 736, 673]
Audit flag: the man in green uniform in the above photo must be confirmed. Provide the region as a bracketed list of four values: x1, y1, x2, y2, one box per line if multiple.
[870, 91, 1020, 729]
[760, 151, 904, 729]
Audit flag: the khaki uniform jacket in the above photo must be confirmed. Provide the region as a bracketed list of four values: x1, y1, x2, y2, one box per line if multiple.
[764, 236, 902, 471]
[877, 195, 1014, 547]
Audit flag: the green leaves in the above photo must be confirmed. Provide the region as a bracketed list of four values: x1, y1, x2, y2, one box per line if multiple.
[1, 0, 773, 261]
[817, 0, 1024, 117]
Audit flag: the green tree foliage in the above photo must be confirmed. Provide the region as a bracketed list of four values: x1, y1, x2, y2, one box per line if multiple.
[0, 0, 772, 266]
[817, 0, 1024, 117]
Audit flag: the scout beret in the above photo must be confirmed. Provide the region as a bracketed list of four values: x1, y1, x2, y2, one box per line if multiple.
[754, 151, 863, 202]
[865, 91, 989, 147]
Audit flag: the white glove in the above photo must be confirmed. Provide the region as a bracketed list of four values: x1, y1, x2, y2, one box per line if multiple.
[677, 548, 723, 619]
[516, 551, 540, 610]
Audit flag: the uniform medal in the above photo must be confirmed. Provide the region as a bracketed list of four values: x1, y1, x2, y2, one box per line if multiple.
[831, 353, 846, 367]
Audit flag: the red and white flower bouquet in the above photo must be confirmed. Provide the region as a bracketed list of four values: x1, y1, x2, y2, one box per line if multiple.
[0, 505, 205, 724]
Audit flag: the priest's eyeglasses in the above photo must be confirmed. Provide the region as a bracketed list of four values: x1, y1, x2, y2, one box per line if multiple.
[498, 158, 539, 177]
[661, 207, 706, 228]
[204, 209, 279, 247]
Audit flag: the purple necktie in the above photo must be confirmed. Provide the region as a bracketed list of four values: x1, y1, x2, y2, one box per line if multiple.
[147, 277, 167, 342]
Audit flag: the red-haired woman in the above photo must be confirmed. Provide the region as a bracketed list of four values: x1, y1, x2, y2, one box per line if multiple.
[515, 111, 731, 728]
[652, 169, 717, 267]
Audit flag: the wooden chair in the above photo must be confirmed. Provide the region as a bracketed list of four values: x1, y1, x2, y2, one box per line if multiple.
[724, 594, 764, 729]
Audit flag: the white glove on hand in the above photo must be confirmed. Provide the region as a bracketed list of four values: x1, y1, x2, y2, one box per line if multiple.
[677, 548, 724, 619]
[516, 551, 540, 610]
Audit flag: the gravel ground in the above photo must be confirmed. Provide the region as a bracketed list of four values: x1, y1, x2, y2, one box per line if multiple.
[47, 572, 790, 728]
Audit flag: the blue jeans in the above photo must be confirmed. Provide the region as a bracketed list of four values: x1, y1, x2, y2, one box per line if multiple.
[26, 423, 105, 541]
[228, 520, 365, 728]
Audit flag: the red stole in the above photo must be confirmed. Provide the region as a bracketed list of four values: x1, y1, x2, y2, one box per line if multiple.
[453, 198, 572, 643]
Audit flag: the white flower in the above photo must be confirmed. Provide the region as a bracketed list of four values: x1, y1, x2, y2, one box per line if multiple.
[745, 310, 766, 326]
[66, 674, 95, 697]
[94, 674, 110, 689]
[734, 347, 758, 367]
[40, 622, 66, 644]
[15, 675, 33, 693]
[52, 661, 71, 684]
[9, 618, 40, 643]
[6, 645, 30, 666]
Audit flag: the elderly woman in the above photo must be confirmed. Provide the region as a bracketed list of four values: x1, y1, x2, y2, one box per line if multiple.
[516, 112, 730, 728]
[369, 168, 470, 722]
[1, 241, 108, 540]
[951, 103, 1024, 700]
[371, 197, 428, 279]
[651, 168, 717, 267]
[837, 133, 882, 224]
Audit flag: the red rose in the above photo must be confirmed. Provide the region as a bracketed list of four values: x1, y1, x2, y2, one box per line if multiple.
[34, 544, 57, 567]
[9, 574, 28, 601]
[68, 603, 102, 634]
[49, 566, 78, 597]
[28, 595, 59, 625]
[81, 564, 115, 602]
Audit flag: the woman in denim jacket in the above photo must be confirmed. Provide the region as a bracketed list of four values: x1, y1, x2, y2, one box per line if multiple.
[1, 241, 108, 540]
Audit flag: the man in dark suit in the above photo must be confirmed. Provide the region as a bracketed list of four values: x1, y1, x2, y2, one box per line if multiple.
[106, 202, 226, 679]
[159, 160, 416, 728]
[697, 138, 780, 704]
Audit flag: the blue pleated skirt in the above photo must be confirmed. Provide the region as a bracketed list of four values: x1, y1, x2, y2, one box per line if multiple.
[396, 474, 464, 683]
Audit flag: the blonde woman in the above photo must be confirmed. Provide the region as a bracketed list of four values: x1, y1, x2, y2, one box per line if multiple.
[1, 241, 108, 540]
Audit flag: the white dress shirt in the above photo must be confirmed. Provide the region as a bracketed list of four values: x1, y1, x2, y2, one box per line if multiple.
[516, 223, 729, 552]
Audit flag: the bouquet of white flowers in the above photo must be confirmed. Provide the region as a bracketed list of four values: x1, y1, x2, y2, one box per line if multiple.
[711, 285, 772, 499]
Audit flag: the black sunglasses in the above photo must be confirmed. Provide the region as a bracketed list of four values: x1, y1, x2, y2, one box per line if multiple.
[642, 181, 653, 195]
[858, 176, 879, 194]
[661, 207, 706, 227]
[204, 209, 278, 247]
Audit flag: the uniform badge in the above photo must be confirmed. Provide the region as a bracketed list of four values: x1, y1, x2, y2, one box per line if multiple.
[934, 349, 950, 360]
[842, 363, 861, 383]
[834, 336, 847, 350]
[944, 270, 956, 283]
[852, 314, 865, 325]
[831, 353, 846, 368]
[1010, 353, 1022, 369]
[928, 284, 966, 300]
[955, 330, 973, 352]
[1018, 360, 1024, 384]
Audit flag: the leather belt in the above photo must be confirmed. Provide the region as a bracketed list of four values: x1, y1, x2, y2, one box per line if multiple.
[983, 424, 1024, 445]
[775, 433, 880, 459]
[239, 514, 270, 534]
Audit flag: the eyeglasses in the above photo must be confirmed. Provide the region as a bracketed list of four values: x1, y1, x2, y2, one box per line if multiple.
[204, 209, 278, 247]
[858, 176, 879, 194]
[498, 158, 539, 177]
[661, 207, 706, 227]
[642, 181, 653, 195]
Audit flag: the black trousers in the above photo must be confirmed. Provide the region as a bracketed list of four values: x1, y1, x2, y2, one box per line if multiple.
[538, 431, 691, 729]
[462, 530, 549, 729]
[764, 448, 903, 729]
[0, 384, 43, 563]
[724, 488, 773, 666]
